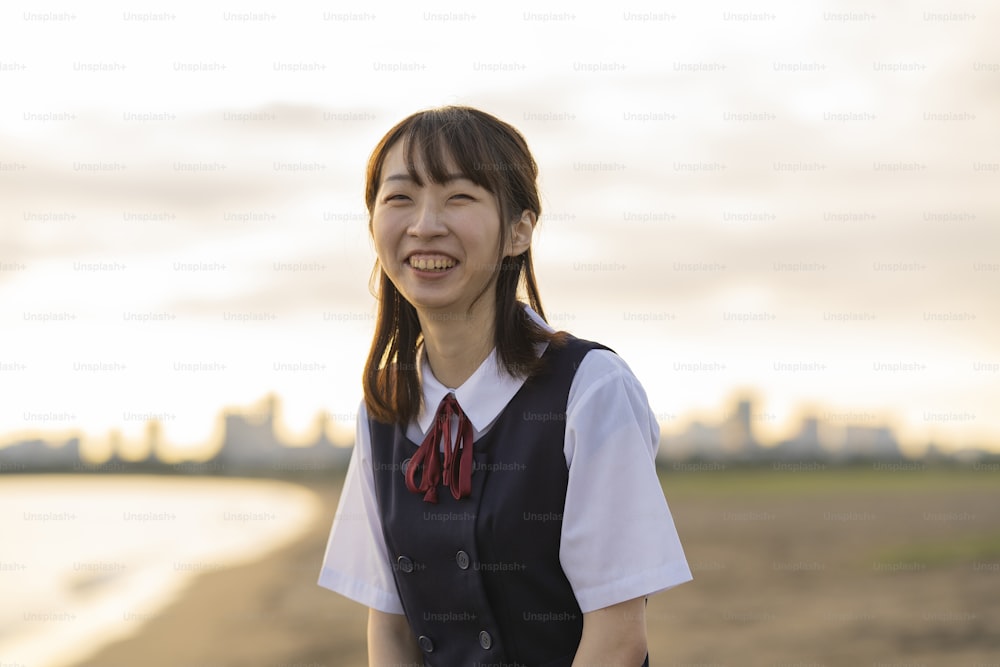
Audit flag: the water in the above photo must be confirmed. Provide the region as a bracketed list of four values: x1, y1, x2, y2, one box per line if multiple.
[0, 475, 321, 667]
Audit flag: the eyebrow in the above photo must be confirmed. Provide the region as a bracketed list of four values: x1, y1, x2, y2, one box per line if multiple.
[382, 172, 472, 185]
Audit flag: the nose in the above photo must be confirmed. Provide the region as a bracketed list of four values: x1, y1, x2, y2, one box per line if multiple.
[407, 199, 447, 238]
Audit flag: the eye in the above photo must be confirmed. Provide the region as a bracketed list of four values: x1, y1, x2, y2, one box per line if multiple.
[450, 193, 474, 201]
[383, 194, 410, 203]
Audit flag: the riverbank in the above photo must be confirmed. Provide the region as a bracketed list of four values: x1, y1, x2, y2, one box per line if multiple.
[74, 468, 1000, 666]
[73, 476, 361, 667]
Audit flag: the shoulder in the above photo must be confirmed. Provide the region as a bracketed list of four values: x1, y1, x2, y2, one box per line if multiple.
[570, 345, 645, 399]
[540, 333, 648, 403]
[575, 345, 628, 374]
[565, 345, 659, 457]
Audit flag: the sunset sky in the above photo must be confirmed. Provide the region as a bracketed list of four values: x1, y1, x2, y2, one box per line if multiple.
[1, 1, 997, 459]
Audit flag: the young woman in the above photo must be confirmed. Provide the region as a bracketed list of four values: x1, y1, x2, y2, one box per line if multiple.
[318, 106, 691, 666]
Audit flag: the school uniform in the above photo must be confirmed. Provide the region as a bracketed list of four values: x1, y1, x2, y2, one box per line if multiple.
[318, 305, 692, 666]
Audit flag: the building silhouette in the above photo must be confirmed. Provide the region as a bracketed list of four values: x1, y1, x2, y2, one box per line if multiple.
[214, 394, 350, 472]
[0, 394, 992, 473]
[659, 397, 909, 463]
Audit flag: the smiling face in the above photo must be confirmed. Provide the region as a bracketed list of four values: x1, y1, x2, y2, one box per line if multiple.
[371, 140, 509, 320]
[361, 106, 549, 423]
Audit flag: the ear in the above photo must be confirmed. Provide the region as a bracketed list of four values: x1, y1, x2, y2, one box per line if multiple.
[506, 209, 536, 257]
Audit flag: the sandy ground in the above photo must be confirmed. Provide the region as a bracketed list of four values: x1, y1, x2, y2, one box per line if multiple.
[75, 470, 1000, 667]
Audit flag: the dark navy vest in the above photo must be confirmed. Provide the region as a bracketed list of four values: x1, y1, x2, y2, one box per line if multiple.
[371, 336, 650, 667]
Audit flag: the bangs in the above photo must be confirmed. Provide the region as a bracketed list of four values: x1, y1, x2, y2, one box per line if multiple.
[365, 105, 538, 226]
[398, 109, 501, 195]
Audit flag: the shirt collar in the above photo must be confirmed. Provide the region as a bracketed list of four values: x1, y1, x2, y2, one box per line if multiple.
[416, 304, 554, 434]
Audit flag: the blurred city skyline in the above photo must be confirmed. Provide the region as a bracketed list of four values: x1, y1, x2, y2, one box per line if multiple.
[2, 389, 997, 467]
[4, 390, 996, 472]
[2, 2, 998, 458]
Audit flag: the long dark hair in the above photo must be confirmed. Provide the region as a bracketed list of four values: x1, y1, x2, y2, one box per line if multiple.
[362, 106, 564, 425]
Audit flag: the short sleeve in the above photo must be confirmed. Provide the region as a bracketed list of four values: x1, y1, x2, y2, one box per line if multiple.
[317, 400, 405, 614]
[560, 350, 693, 613]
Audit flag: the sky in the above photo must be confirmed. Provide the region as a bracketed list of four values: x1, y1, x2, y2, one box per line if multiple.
[1, 0, 998, 459]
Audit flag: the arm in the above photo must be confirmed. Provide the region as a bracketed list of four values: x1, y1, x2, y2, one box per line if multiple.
[561, 351, 692, 665]
[572, 596, 648, 667]
[368, 608, 423, 666]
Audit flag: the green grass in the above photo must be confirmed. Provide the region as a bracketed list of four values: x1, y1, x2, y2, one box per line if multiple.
[656, 463, 1000, 497]
[874, 532, 1000, 568]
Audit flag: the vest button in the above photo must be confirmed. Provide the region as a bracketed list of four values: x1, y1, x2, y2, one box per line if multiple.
[478, 629, 493, 649]
[400, 457, 410, 475]
[417, 634, 434, 652]
[455, 550, 470, 570]
[396, 555, 414, 573]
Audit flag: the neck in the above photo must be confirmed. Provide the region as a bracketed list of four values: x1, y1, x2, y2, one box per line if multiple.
[418, 300, 495, 389]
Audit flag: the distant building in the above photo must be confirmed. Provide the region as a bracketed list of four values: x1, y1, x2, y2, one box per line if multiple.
[659, 397, 916, 464]
[660, 420, 723, 461]
[214, 395, 350, 472]
[0, 437, 81, 471]
[720, 399, 761, 457]
[769, 416, 828, 460]
[840, 425, 902, 461]
[660, 398, 761, 462]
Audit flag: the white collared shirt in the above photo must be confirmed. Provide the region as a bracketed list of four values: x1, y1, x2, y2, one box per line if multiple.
[318, 306, 692, 614]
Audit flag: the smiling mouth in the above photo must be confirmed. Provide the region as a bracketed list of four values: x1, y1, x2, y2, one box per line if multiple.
[407, 255, 458, 271]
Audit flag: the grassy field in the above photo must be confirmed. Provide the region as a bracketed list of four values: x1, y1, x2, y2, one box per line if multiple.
[650, 464, 1000, 666]
[659, 462, 1000, 495]
[79, 465, 1000, 667]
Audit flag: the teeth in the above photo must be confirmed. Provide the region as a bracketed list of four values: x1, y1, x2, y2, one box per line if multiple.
[410, 256, 456, 271]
